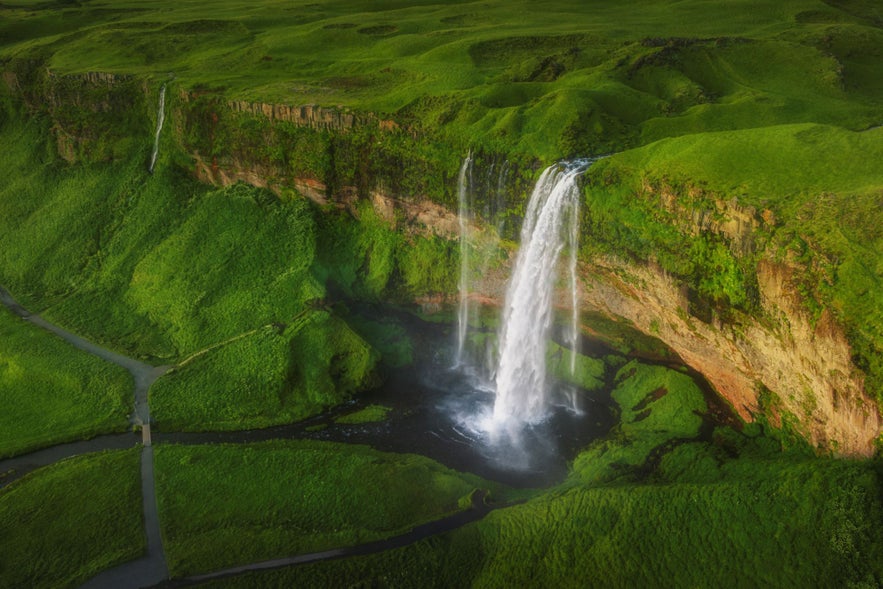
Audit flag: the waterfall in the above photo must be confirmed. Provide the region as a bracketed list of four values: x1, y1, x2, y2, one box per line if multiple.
[148, 84, 166, 174]
[564, 196, 582, 413]
[492, 160, 588, 427]
[567, 194, 580, 377]
[455, 152, 473, 364]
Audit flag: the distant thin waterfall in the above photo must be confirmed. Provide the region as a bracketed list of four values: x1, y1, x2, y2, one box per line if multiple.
[492, 160, 589, 426]
[455, 152, 473, 364]
[148, 84, 166, 174]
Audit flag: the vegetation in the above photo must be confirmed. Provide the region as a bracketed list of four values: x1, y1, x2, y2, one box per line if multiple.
[571, 360, 709, 485]
[0, 109, 444, 433]
[546, 340, 606, 391]
[1, 0, 882, 402]
[0, 449, 144, 588]
[153, 440, 508, 576]
[1, 1, 882, 586]
[0, 305, 132, 458]
[150, 310, 378, 432]
[198, 451, 883, 589]
[585, 123, 883, 400]
[3, 0, 882, 160]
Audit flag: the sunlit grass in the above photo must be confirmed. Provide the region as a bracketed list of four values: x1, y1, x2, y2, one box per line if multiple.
[0, 306, 132, 458]
[0, 449, 144, 588]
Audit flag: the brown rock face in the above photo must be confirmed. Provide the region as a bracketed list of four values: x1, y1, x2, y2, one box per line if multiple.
[580, 256, 880, 456]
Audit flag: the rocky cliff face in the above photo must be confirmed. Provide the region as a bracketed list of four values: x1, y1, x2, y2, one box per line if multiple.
[580, 256, 879, 455]
[221, 96, 405, 134]
[2, 68, 149, 162]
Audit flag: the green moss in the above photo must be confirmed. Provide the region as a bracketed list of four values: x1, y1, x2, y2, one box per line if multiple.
[0, 449, 144, 588]
[570, 360, 707, 485]
[397, 234, 459, 296]
[345, 313, 414, 368]
[546, 340, 606, 391]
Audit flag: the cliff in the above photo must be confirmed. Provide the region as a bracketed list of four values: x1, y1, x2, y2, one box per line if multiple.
[2, 68, 880, 455]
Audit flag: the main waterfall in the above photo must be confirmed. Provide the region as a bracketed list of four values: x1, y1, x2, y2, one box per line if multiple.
[491, 160, 588, 428]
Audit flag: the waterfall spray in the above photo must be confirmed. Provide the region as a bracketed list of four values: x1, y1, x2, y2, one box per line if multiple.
[492, 160, 589, 428]
[455, 152, 473, 364]
[148, 84, 166, 174]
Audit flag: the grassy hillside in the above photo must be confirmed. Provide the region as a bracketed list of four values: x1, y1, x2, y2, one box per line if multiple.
[584, 124, 883, 400]
[2, 0, 881, 159]
[0, 104, 457, 431]
[0, 2, 881, 587]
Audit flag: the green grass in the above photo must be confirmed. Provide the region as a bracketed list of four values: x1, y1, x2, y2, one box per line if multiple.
[450, 457, 883, 588]
[124, 183, 319, 355]
[193, 457, 883, 589]
[3, 0, 882, 160]
[0, 448, 145, 588]
[150, 310, 379, 432]
[0, 306, 132, 458]
[154, 440, 509, 576]
[570, 360, 709, 485]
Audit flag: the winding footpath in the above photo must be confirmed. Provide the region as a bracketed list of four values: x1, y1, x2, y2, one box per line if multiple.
[0, 286, 170, 588]
[0, 285, 507, 588]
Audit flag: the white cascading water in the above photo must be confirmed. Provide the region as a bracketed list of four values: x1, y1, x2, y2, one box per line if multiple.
[148, 84, 166, 173]
[564, 194, 582, 413]
[455, 152, 473, 365]
[491, 161, 587, 428]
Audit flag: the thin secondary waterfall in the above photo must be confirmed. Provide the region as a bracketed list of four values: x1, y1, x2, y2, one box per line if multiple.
[455, 152, 473, 364]
[148, 84, 166, 174]
[492, 160, 588, 427]
[568, 197, 580, 376]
